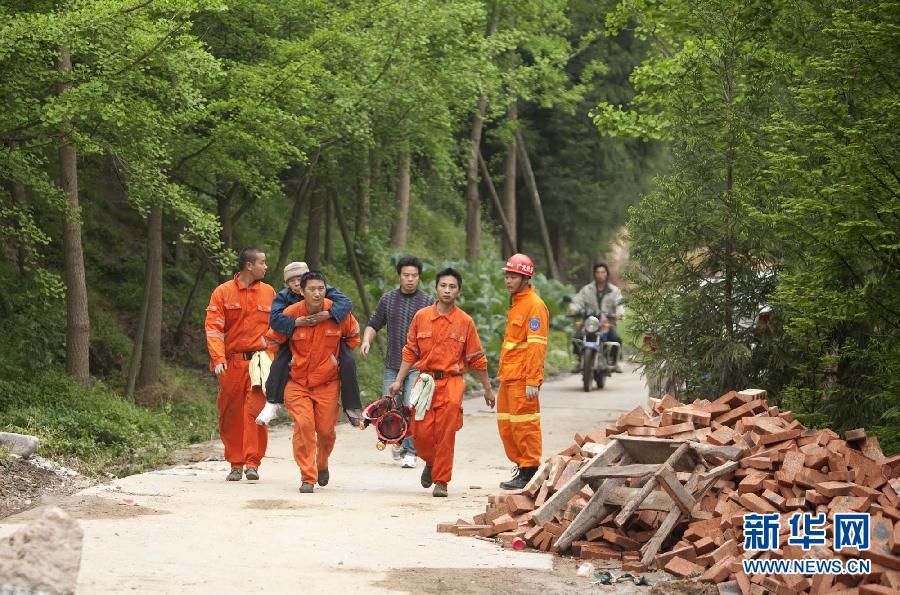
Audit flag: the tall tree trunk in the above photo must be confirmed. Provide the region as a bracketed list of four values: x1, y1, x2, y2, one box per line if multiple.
[355, 145, 371, 237]
[138, 203, 163, 389]
[502, 101, 518, 256]
[515, 131, 561, 280]
[465, 96, 488, 261]
[57, 45, 90, 383]
[324, 195, 334, 263]
[464, 9, 499, 261]
[173, 258, 207, 347]
[216, 194, 232, 282]
[477, 150, 515, 251]
[126, 245, 152, 400]
[553, 223, 567, 279]
[332, 190, 372, 319]
[305, 190, 324, 271]
[391, 150, 411, 248]
[274, 152, 320, 276]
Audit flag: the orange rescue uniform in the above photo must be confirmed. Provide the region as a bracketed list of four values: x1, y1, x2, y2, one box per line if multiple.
[205, 274, 276, 470]
[265, 299, 360, 484]
[497, 286, 549, 468]
[402, 304, 487, 485]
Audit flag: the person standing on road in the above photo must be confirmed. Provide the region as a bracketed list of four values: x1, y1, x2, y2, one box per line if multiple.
[361, 256, 433, 469]
[569, 263, 624, 372]
[497, 254, 549, 491]
[264, 272, 361, 493]
[205, 247, 276, 482]
[389, 268, 495, 497]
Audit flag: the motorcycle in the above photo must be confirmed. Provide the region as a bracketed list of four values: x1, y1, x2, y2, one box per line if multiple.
[571, 311, 621, 392]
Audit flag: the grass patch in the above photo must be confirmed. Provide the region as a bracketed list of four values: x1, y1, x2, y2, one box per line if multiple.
[0, 369, 218, 478]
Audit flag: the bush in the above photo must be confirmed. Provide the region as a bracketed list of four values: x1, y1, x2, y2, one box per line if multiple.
[0, 369, 217, 477]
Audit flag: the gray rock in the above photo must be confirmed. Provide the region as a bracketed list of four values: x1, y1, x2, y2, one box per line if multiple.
[0, 433, 39, 459]
[0, 507, 83, 595]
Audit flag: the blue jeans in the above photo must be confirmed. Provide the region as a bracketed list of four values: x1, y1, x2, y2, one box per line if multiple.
[383, 368, 418, 457]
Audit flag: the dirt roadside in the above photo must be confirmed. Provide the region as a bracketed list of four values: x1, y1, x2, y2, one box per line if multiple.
[1, 367, 692, 594]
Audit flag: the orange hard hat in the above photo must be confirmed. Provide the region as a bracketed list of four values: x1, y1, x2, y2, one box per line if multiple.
[502, 253, 535, 278]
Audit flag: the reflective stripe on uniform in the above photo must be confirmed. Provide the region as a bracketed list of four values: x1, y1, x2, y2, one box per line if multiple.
[503, 341, 528, 350]
[206, 331, 225, 339]
[526, 336, 547, 344]
[496, 412, 541, 423]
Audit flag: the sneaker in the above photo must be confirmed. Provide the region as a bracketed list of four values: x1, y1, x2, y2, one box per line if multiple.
[317, 468, 329, 487]
[391, 444, 404, 461]
[226, 468, 243, 482]
[420, 465, 433, 488]
[432, 482, 448, 497]
[299, 482, 315, 493]
[244, 467, 259, 481]
[401, 454, 417, 469]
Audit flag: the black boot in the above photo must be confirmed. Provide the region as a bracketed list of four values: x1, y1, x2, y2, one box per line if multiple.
[500, 466, 538, 490]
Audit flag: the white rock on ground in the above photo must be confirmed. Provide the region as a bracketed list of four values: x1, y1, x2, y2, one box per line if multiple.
[0, 433, 39, 459]
[0, 506, 84, 595]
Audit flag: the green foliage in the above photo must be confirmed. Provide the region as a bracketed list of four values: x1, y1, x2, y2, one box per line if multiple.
[0, 369, 217, 477]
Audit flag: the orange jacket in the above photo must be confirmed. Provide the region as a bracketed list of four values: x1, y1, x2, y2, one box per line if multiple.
[265, 298, 361, 388]
[402, 304, 487, 374]
[498, 286, 549, 385]
[205, 274, 276, 370]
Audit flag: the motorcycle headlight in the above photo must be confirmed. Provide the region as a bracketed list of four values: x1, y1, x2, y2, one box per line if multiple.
[584, 316, 601, 334]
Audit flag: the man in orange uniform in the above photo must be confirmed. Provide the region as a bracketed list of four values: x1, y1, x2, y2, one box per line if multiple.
[265, 271, 360, 493]
[497, 253, 549, 490]
[389, 268, 495, 497]
[205, 247, 276, 482]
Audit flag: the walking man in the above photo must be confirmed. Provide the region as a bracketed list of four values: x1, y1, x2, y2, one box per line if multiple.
[205, 247, 276, 482]
[361, 256, 433, 468]
[497, 254, 549, 490]
[389, 268, 494, 497]
[265, 272, 361, 493]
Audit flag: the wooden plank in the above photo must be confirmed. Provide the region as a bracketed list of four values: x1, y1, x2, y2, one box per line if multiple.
[656, 464, 697, 516]
[641, 466, 720, 567]
[532, 441, 624, 526]
[582, 463, 660, 481]
[605, 486, 675, 511]
[522, 460, 550, 498]
[614, 442, 691, 527]
[556, 453, 634, 551]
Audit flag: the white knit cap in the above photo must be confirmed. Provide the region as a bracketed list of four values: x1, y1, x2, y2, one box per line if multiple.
[283, 261, 309, 282]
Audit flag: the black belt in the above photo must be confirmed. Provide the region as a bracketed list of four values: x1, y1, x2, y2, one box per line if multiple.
[425, 370, 460, 380]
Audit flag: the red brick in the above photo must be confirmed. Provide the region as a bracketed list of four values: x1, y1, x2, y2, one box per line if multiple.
[504, 494, 535, 515]
[816, 481, 856, 498]
[694, 536, 716, 555]
[740, 493, 778, 514]
[860, 586, 897, 595]
[656, 544, 697, 569]
[845, 428, 866, 442]
[664, 556, 705, 578]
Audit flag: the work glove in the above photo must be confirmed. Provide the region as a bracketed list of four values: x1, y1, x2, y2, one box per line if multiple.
[255, 402, 279, 426]
[525, 385, 540, 399]
[214, 362, 227, 376]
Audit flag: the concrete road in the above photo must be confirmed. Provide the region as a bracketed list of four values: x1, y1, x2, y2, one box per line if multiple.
[2, 366, 651, 594]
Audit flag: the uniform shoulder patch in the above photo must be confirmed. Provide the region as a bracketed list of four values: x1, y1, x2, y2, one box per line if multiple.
[529, 317, 541, 331]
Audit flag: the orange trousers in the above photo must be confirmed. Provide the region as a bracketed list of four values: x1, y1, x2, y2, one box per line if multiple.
[284, 379, 340, 485]
[412, 376, 464, 485]
[216, 360, 268, 469]
[497, 379, 542, 467]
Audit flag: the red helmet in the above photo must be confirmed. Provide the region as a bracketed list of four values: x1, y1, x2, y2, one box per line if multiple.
[502, 253, 535, 278]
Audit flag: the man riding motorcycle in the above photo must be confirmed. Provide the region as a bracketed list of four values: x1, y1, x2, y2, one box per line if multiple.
[568, 263, 624, 373]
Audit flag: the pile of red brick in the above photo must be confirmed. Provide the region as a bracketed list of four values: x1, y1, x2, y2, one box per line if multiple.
[439, 389, 900, 594]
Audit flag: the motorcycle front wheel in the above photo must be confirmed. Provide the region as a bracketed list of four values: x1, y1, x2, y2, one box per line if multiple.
[582, 351, 595, 392]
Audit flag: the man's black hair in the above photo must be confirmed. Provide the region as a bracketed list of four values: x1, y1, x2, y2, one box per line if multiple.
[238, 247, 264, 271]
[396, 256, 423, 275]
[593, 263, 610, 276]
[300, 271, 327, 289]
[434, 267, 462, 290]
